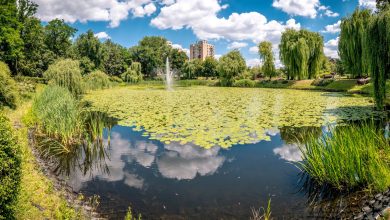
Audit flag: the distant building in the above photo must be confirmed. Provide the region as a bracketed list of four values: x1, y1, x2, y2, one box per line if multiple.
[190, 40, 215, 61]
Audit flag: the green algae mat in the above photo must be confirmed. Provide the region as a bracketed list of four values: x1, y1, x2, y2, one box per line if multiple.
[85, 86, 381, 149]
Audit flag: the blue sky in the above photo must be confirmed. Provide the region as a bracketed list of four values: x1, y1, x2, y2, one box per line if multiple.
[33, 0, 376, 66]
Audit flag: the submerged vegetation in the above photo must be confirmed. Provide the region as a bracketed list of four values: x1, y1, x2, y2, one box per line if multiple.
[299, 124, 390, 191]
[85, 86, 378, 149]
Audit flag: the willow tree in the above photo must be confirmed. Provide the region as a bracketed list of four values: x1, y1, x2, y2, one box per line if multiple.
[366, 9, 390, 109]
[258, 41, 276, 79]
[339, 9, 371, 78]
[279, 29, 324, 80]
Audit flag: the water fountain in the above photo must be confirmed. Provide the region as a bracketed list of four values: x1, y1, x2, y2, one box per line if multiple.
[165, 57, 173, 91]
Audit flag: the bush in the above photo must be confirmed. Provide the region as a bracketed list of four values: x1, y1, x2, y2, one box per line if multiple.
[0, 114, 21, 219]
[0, 62, 19, 109]
[84, 70, 111, 90]
[43, 59, 84, 96]
[233, 79, 256, 88]
[299, 124, 390, 191]
[32, 85, 81, 145]
[110, 76, 123, 83]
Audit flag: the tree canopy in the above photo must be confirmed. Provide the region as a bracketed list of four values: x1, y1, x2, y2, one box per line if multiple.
[218, 50, 246, 86]
[339, 9, 371, 78]
[279, 29, 324, 80]
[258, 41, 276, 79]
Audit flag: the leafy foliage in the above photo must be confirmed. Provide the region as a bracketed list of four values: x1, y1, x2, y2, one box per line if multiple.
[0, 0, 23, 73]
[0, 114, 21, 220]
[101, 40, 130, 76]
[0, 61, 19, 108]
[279, 29, 324, 80]
[258, 41, 276, 79]
[44, 19, 76, 59]
[122, 62, 143, 83]
[43, 59, 84, 96]
[84, 70, 111, 90]
[74, 30, 102, 69]
[366, 8, 390, 110]
[300, 124, 390, 191]
[218, 50, 246, 86]
[339, 9, 371, 78]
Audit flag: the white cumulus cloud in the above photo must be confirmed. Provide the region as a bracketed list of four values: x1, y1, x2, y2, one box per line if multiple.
[324, 37, 339, 58]
[228, 42, 248, 50]
[94, 31, 110, 39]
[321, 20, 341, 34]
[359, 0, 377, 10]
[272, 0, 320, 18]
[34, 0, 157, 28]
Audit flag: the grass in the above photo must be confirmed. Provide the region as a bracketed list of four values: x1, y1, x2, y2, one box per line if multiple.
[299, 123, 390, 192]
[250, 198, 272, 220]
[5, 100, 84, 219]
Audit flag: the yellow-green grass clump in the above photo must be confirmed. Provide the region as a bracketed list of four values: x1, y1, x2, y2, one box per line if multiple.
[85, 86, 380, 149]
[300, 124, 390, 191]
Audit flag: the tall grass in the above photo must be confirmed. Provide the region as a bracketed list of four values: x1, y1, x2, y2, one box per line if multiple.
[299, 124, 390, 191]
[84, 70, 111, 91]
[32, 85, 82, 147]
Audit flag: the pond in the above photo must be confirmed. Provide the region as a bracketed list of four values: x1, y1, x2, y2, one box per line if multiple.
[60, 87, 381, 219]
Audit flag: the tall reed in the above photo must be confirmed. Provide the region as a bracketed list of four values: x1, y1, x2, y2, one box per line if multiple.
[299, 124, 390, 191]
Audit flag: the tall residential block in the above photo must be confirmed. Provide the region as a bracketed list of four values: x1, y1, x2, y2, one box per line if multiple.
[190, 40, 215, 61]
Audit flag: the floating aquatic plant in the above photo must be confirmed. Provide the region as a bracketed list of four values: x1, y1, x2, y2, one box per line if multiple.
[84, 86, 381, 148]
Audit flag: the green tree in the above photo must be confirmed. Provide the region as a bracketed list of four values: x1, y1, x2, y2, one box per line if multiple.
[121, 62, 143, 83]
[101, 39, 130, 76]
[258, 41, 276, 79]
[377, 0, 390, 11]
[0, 0, 23, 74]
[44, 19, 77, 58]
[16, 0, 38, 23]
[0, 61, 19, 108]
[169, 48, 188, 73]
[217, 50, 246, 86]
[19, 18, 53, 76]
[74, 30, 102, 68]
[129, 36, 170, 77]
[339, 9, 371, 78]
[202, 57, 218, 78]
[279, 29, 324, 80]
[366, 8, 390, 109]
[44, 59, 84, 96]
[181, 61, 196, 79]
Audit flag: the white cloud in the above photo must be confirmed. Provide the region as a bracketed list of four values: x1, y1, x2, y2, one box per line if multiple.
[228, 42, 248, 50]
[247, 58, 261, 67]
[272, 0, 320, 18]
[94, 31, 110, 39]
[359, 0, 377, 10]
[151, 0, 301, 44]
[321, 20, 341, 34]
[34, 0, 157, 28]
[324, 37, 339, 58]
[324, 9, 339, 17]
[272, 0, 338, 18]
[171, 43, 190, 57]
[249, 46, 258, 54]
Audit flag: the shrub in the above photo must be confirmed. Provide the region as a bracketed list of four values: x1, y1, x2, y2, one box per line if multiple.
[0, 62, 19, 109]
[233, 79, 256, 88]
[43, 59, 84, 96]
[0, 114, 21, 219]
[110, 76, 123, 83]
[299, 124, 390, 191]
[84, 70, 111, 90]
[32, 85, 81, 146]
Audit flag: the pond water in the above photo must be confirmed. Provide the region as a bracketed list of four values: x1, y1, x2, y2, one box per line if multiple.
[59, 87, 382, 219]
